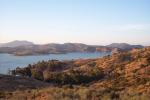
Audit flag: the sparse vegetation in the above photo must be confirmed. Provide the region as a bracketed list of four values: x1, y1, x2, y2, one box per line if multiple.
[1, 47, 150, 100]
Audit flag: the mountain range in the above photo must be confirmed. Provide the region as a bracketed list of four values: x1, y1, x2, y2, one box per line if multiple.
[0, 40, 144, 56]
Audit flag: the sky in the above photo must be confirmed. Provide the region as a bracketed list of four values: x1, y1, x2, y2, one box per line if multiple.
[0, 0, 150, 45]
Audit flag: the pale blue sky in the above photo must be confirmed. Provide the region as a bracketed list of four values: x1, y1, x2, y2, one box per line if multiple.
[0, 0, 150, 45]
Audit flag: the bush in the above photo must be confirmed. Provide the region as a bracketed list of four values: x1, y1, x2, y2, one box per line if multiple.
[31, 69, 43, 80]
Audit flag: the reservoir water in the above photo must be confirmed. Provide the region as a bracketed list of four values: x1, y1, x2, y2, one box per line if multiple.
[0, 52, 110, 74]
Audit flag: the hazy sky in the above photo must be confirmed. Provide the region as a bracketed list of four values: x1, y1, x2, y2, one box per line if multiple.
[0, 0, 150, 45]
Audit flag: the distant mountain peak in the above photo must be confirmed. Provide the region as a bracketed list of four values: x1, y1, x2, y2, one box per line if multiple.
[10, 40, 33, 43]
[0, 40, 34, 47]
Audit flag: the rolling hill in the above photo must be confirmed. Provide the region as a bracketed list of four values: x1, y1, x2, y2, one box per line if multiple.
[0, 41, 144, 56]
[1, 47, 149, 99]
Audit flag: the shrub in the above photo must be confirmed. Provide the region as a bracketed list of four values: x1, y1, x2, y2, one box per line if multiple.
[31, 69, 43, 80]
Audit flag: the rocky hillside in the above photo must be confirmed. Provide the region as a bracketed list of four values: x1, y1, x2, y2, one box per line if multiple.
[1, 47, 149, 99]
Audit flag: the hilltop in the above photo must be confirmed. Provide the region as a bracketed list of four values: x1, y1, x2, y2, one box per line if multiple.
[0, 47, 150, 99]
[107, 43, 143, 50]
[0, 40, 33, 47]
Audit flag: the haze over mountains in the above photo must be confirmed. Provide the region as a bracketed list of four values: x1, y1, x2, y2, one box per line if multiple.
[0, 40, 144, 56]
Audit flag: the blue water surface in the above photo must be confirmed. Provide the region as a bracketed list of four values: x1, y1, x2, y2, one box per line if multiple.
[0, 52, 110, 74]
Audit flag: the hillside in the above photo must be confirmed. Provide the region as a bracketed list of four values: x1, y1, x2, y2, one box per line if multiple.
[0, 74, 50, 92]
[1, 47, 149, 99]
[107, 43, 144, 50]
[0, 41, 143, 56]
